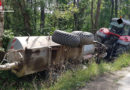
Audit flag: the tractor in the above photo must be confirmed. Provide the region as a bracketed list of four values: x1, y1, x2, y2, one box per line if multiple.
[96, 18, 130, 59]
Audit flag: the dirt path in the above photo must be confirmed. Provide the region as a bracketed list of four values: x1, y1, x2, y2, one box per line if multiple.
[79, 67, 130, 90]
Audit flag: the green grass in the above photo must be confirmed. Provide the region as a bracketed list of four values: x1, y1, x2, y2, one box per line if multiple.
[45, 53, 130, 90]
[112, 54, 130, 71]
[0, 53, 130, 90]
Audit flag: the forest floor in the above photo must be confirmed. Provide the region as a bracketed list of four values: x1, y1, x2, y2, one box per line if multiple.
[79, 66, 130, 90]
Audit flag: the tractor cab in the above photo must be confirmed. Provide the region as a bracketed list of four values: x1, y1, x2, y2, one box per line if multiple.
[110, 18, 130, 36]
[96, 18, 130, 59]
[96, 18, 130, 40]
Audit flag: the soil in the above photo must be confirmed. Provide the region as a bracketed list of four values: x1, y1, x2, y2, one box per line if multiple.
[79, 67, 130, 90]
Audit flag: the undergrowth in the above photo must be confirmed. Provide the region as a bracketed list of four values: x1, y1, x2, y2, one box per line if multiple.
[0, 53, 130, 90]
[46, 53, 130, 90]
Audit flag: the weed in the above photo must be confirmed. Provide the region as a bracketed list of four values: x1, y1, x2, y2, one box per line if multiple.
[46, 53, 130, 90]
[0, 54, 130, 90]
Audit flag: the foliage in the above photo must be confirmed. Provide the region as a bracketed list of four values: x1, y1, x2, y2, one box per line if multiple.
[2, 30, 14, 50]
[3, 0, 129, 37]
[0, 47, 4, 52]
[54, 4, 78, 20]
[46, 54, 130, 90]
[0, 71, 18, 89]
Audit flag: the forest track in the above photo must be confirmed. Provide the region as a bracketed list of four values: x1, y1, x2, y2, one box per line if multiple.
[79, 66, 130, 90]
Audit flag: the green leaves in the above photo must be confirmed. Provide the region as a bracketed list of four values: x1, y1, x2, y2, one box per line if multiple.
[2, 30, 14, 50]
[54, 4, 79, 20]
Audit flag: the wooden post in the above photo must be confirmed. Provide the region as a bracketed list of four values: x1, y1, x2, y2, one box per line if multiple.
[0, 0, 4, 47]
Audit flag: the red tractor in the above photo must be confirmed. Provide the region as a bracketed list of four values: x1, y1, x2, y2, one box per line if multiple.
[96, 18, 130, 59]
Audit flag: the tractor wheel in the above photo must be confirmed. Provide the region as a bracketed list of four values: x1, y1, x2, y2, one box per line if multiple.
[52, 30, 80, 47]
[103, 40, 114, 60]
[72, 31, 94, 45]
[115, 46, 127, 56]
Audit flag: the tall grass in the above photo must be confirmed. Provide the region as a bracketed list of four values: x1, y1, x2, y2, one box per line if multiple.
[46, 53, 130, 90]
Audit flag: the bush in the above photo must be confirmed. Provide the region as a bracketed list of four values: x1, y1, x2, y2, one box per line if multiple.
[2, 30, 14, 50]
[47, 54, 130, 90]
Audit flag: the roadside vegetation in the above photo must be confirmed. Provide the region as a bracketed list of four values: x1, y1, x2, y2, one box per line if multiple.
[46, 53, 130, 90]
[0, 53, 130, 90]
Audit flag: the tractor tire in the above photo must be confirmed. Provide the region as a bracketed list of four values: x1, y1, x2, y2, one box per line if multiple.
[72, 31, 94, 45]
[115, 46, 127, 56]
[52, 30, 80, 47]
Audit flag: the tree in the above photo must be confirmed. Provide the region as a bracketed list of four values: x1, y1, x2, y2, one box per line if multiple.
[95, 0, 102, 29]
[34, 0, 37, 32]
[0, 0, 4, 47]
[91, 0, 94, 30]
[11, 0, 33, 35]
[3, 0, 130, 37]
[110, 0, 114, 21]
[73, 0, 79, 30]
[115, 0, 118, 17]
[40, 0, 45, 32]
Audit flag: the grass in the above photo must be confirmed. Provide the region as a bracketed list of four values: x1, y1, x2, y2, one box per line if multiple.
[45, 53, 130, 90]
[0, 53, 130, 90]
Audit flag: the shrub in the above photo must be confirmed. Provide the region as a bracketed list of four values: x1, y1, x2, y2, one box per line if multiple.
[2, 30, 14, 50]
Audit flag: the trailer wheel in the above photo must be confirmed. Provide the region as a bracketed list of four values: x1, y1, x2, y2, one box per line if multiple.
[52, 30, 80, 47]
[72, 31, 94, 45]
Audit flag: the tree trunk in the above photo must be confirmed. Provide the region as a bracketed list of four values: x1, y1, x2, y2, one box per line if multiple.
[56, 0, 58, 8]
[95, 0, 101, 29]
[73, 0, 79, 30]
[16, 0, 33, 34]
[91, 0, 94, 31]
[40, 1, 45, 32]
[77, 0, 79, 8]
[110, 0, 114, 21]
[115, 0, 118, 17]
[73, 0, 76, 6]
[76, 0, 79, 30]
[34, 0, 37, 32]
[73, 0, 76, 30]
[0, 0, 4, 47]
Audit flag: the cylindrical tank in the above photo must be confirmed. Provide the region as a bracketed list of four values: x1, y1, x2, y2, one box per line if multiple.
[7, 36, 60, 50]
